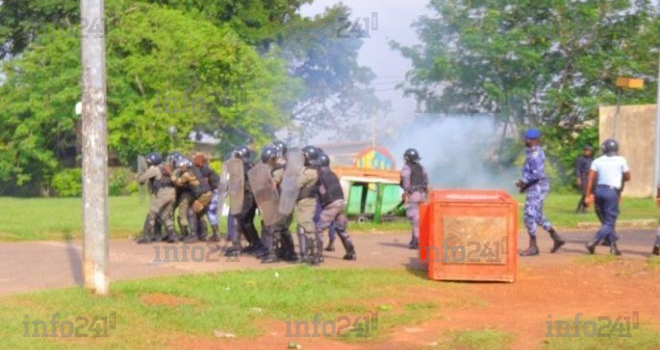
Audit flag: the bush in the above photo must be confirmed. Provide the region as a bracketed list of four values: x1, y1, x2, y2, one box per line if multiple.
[110, 168, 139, 196]
[51, 168, 82, 197]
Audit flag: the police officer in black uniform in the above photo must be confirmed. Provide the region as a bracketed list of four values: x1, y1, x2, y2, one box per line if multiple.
[316, 153, 356, 260]
[575, 146, 594, 213]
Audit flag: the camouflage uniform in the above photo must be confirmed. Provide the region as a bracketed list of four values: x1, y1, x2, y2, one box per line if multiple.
[137, 164, 177, 242]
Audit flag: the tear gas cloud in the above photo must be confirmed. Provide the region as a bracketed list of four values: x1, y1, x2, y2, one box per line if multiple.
[386, 115, 518, 192]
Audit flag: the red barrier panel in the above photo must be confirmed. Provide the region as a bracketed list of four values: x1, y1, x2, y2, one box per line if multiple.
[420, 190, 518, 283]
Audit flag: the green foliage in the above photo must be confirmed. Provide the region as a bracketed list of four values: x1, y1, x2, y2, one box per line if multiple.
[394, 0, 659, 185]
[0, 1, 298, 188]
[51, 168, 82, 197]
[109, 168, 138, 196]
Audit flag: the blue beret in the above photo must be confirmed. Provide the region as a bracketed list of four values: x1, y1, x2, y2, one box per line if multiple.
[525, 128, 541, 139]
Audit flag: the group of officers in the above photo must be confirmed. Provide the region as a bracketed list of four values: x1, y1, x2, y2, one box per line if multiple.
[136, 141, 357, 265]
[517, 128, 660, 257]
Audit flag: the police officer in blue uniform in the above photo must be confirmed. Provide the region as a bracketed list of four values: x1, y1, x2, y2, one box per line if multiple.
[516, 129, 565, 256]
[584, 139, 631, 256]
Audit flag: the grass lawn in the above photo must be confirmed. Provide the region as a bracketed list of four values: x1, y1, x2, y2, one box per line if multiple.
[0, 268, 459, 350]
[0, 194, 656, 241]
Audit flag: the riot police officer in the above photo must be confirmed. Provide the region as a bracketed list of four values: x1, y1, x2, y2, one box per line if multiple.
[171, 157, 213, 243]
[517, 129, 565, 256]
[270, 141, 298, 261]
[295, 146, 324, 264]
[400, 148, 428, 249]
[584, 139, 631, 255]
[316, 153, 356, 260]
[137, 152, 177, 244]
[226, 146, 264, 256]
[194, 153, 222, 242]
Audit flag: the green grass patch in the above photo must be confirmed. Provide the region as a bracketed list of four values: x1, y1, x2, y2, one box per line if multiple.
[430, 329, 514, 350]
[0, 194, 656, 241]
[574, 255, 619, 265]
[0, 268, 462, 349]
[646, 256, 660, 270]
[543, 317, 660, 350]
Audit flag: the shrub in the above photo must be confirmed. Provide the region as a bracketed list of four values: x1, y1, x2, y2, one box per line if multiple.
[110, 167, 138, 196]
[51, 168, 82, 197]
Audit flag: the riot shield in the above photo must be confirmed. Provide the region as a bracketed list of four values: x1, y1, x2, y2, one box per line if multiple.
[216, 162, 230, 220]
[247, 163, 282, 227]
[278, 149, 304, 215]
[226, 158, 245, 215]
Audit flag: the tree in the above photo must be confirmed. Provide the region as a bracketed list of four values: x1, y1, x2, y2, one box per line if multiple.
[393, 0, 658, 182]
[0, 1, 297, 188]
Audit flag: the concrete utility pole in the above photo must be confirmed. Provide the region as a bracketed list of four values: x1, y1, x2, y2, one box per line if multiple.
[81, 0, 109, 295]
[655, 50, 660, 193]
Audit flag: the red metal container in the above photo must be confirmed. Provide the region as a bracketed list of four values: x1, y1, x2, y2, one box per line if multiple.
[420, 190, 518, 283]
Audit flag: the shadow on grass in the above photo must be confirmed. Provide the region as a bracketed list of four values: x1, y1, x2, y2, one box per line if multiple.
[63, 229, 83, 286]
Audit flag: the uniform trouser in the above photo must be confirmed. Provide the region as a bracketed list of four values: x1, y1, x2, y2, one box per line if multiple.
[235, 193, 259, 247]
[206, 189, 220, 226]
[405, 191, 426, 242]
[316, 200, 351, 247]
[314, 199, 336, 242]
[296, 197, 322, 257]
[191, 192, 212, 238]
[176, 191, 194, 233]
[147, 188, 176, 233]
[593, 186, 620, 242]
[524, 182, 553, 237]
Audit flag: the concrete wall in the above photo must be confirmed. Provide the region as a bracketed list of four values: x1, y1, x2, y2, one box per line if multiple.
[599, 104, 657, 197]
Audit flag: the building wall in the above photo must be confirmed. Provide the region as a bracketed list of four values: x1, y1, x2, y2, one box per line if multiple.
[599, 104, 657, 197]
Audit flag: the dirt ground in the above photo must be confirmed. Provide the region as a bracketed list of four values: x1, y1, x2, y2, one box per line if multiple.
[2, 229, 659, 349]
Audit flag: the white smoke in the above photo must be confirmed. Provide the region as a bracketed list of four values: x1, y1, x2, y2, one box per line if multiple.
[386, 114, 518, 191]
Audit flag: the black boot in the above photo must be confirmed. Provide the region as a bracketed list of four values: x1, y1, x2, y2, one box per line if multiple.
[198, 219, 209, 242]
[653, 236, 660, 256]
[184, 216, 199, 243]
[137, 217, 153, 244]
[153, 220, 163, 242]
[210, 224, 220, 242]
[311, 235, 324, 265]
[409, 237, 419, 250]
[281, 232, 298, 262]
[548, 228, 565, 254]
[610, 239, 622, 256]
[325, 238, 335, 252]
[298, 233, 311, 264]
[342, 242, 356, 261]
[164, 227, 177, 243]
[585, 238, 601, 254]
[519, 237, 539, 257]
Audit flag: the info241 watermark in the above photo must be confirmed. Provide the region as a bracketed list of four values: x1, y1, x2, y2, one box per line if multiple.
[23, 312, 116, 338]
[546, 312, 639, 337]
[423, 237, 508, 263]
[285, 311, 378, 338]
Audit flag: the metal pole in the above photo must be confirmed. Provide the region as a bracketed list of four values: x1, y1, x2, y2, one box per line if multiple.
[654, 50, 660, 194]
[81, 0, 109, 295]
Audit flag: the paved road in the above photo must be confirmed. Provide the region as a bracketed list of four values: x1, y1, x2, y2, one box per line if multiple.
[0, 229, 657, 296]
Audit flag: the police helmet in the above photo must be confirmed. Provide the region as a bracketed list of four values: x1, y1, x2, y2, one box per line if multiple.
[176, 157, 192, 169]
[403, 148, 420, 163]
[260, 146, 278, 164]
[272, 141, 288, 156]
[146, 152, 163, 166]
[319, 153, 330, 167]
[302, 146, 320, 164]
[234, 145, 250, 160]
[601, 139, 619, 155]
